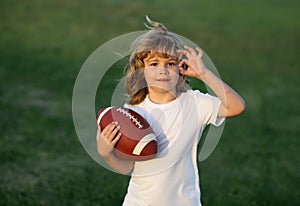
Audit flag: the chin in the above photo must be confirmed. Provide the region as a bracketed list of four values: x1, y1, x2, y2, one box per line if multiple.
[150, 86, 176, 94]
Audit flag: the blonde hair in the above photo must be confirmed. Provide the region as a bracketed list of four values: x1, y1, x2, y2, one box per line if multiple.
[125, 16, 188, 105]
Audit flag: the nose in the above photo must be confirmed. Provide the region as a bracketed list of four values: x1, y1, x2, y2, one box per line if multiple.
[158, 66, 169, 75]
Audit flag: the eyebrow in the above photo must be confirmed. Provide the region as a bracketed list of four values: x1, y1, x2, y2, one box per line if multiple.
[146, 57, 177, 62]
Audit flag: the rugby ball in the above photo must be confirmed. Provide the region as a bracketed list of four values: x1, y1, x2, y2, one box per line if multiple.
[97, 106, 157, 161]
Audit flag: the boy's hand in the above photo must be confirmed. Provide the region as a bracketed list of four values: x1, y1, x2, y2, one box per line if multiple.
[96, 122, 122, 159]
[177, 46, 208, 80]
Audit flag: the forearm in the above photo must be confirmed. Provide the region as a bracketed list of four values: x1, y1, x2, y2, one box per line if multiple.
[102, 154, 134, 174]
[197, 69, 245, 117]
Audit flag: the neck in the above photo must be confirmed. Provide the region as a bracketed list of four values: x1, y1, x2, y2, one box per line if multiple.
[148, 90, 177, 104]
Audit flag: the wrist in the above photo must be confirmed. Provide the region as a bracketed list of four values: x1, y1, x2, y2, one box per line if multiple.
[99, 150, 115, 160]
[195, 67, 209, 80]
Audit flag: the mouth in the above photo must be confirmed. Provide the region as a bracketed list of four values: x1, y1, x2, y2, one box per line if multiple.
[156, 78, 170, 82]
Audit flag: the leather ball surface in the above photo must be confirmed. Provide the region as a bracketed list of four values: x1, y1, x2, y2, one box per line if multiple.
[97, 106, 157, 161]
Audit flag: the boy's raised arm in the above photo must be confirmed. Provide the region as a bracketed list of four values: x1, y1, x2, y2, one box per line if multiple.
[178, 46, 246, 118]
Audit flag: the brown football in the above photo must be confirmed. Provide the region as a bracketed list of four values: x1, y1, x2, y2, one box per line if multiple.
[97, 106, 157, 161]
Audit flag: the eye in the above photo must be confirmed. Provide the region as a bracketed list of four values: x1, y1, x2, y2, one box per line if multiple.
[150, 63, 158, 67]
[168, 62, 177, 67]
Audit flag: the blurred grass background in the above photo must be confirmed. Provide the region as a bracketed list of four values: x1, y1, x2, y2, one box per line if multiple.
[0, 0, 299, 205]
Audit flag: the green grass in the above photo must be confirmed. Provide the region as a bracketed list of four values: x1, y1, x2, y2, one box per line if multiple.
[1, 0, 299, 205]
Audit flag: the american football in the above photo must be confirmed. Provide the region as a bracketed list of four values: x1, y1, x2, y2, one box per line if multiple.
[97, 106, 157, 161]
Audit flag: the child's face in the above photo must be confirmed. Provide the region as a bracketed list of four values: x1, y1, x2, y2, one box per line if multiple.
[143, 53, 179, 94]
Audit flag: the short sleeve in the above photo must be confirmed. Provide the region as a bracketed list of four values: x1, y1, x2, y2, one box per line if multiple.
[192, 90, 225, 127]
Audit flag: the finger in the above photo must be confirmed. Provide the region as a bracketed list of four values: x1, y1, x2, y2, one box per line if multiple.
[177, 47, 195, 60]
[179, 63, 190, 74]
[178, 59, 187, 66]
[177, 49, 189, 56]
[184, 45, 197, 56]
[96, 123, 104, 141]
[97, 124, 102, 133]
[195, 47, 203, 58]
[178, 59, 189, 70]
[102, 122, 118, 137]
[177, 50, 193, 61]
[111, 132, 122, 146]
[108, 125, 121, 142]
[179, 67, 187, 75]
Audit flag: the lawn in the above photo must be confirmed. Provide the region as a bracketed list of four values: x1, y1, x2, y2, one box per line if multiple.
[0, 0, 299, 205]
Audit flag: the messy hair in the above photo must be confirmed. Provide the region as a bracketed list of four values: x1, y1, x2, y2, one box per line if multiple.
[125, 15, 188, 105]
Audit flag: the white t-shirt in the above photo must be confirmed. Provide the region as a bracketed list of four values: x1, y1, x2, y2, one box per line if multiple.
[122, 90, 224, 206]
